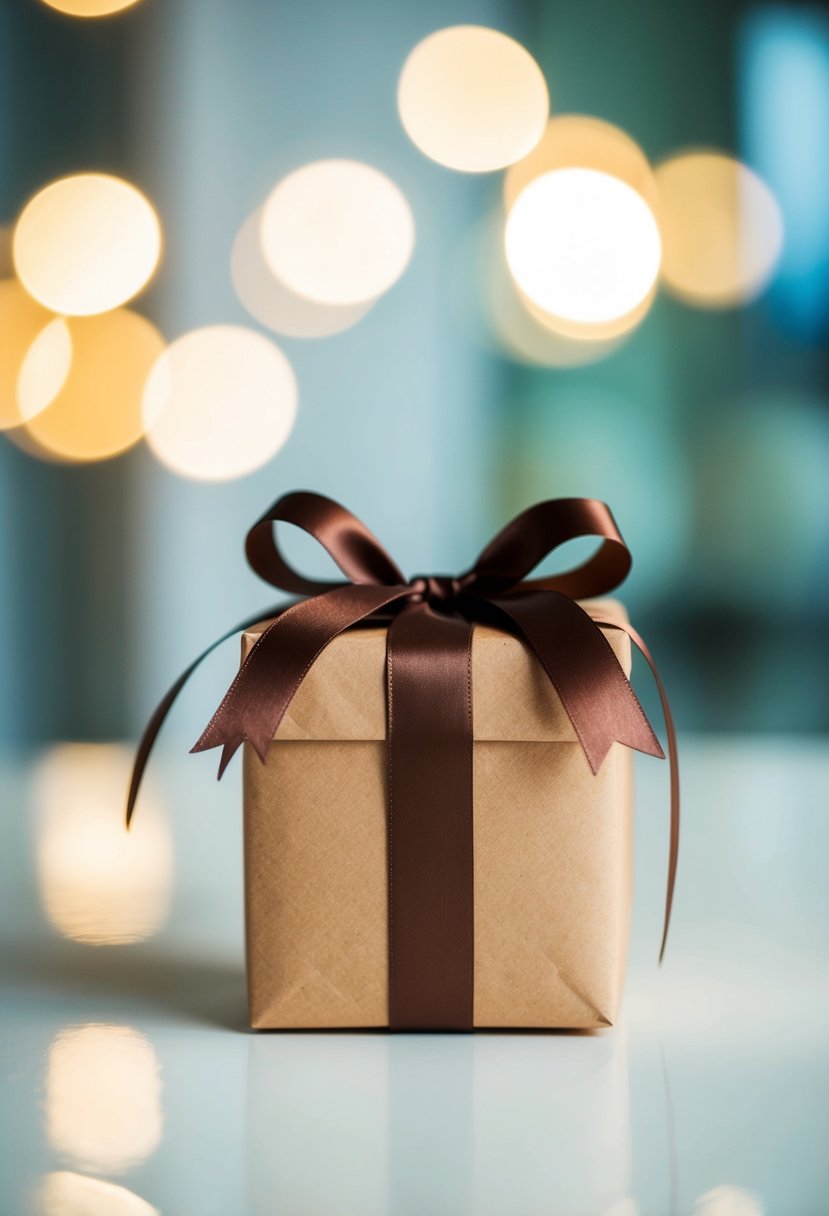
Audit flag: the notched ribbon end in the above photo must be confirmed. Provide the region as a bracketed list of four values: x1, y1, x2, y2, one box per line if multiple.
[190, 732, 269, 779]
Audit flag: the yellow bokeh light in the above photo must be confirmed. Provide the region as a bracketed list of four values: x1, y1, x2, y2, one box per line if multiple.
[13, 173, 162, 316]
[46, 1023, 162, 1172]
[504, 113, 658, 211]
[398, 25, 548, 172]
[0, 225, 13, 276]
[143, 325, 298, 482]
[0, 279, 61, 429]
[17, 318, 73, 423]
[505, 168, 662, 328]
[37, 1173, 159, 1216]
[35, 743, 173, 946]
[260, 160, 414, 307]
[40, 0, 144, 13]
[24, 308, 165, 462]
[655, 150, 784, 308]
[232, 208, 373, 338]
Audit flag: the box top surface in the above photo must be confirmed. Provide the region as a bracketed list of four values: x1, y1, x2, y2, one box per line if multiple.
[242, 598, 631, 743]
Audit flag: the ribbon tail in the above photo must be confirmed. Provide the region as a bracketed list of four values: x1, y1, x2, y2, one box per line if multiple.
[126, 604, 288, 829]
[192, 583, 411, 774]
[593, 617, 680, 966]
[480, 591, 663, 773]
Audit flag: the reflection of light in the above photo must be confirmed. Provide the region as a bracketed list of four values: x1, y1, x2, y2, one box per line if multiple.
[35, 743, 173, 946]
[260, 160, 414, 306]
[739, 8, 829, 337]
[0, 279, 57, 429]
[398, 25, 548, 172]
[655, 151, 783, 307]
[231, 208, 372, 338]
[24, 309, 164, 463]
[504, 114, 657, 211]
[13, 174, 162, 316]
[40, 0, 144, 13]
[17, 318, 72, 422]
[693, 1186, 764, 1216]
[143, 325, 297, 482]
[505, 168, 661, 326]
[37, 1172, 158, 1216]
[46, 1024, 162, 1172]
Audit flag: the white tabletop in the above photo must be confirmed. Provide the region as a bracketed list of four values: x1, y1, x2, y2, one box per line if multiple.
[1, 737, 827, 1215]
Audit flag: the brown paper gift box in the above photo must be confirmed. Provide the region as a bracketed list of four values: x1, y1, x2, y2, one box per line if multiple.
[241, 597, 634, 1031]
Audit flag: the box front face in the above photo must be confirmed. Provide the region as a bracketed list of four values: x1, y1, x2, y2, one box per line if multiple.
[244, 740, 632, 1030]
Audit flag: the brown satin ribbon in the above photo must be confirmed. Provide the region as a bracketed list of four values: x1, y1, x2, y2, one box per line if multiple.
[127, 491, 679, 1028]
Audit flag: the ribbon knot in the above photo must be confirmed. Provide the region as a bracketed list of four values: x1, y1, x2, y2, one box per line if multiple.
[127, 490, 679, 1028]
[408, 574, 465, 609]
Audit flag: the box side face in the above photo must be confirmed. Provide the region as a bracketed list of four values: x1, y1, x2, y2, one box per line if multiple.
[244, 741, 389, 1029]
[473, 741, 633, 1028]
[245, 739, 633, 1030]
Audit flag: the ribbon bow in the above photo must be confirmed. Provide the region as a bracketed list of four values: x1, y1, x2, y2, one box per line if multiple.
[127, 491, 678, 1030]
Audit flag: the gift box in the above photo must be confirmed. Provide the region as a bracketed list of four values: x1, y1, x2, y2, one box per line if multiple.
[242, 604, 633, 1030]
[128, 490, 678, 1033]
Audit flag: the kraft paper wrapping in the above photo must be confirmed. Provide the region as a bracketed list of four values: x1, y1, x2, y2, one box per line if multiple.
[242, 599, 633, 1030]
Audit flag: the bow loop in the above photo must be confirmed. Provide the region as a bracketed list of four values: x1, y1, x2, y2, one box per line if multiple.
[245, 490, 407, 595]
[465, 497, 632, 599]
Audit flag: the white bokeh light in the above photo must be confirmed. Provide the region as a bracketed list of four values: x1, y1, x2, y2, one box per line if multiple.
[505, 168, 662, 325]
[260, 160, 414, 307]
[232, 208, 373, 338]
[143, 325, 298, 482]
[13, 174, 162, 316]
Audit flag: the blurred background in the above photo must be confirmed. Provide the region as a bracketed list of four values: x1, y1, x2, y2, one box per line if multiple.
[1, 0, 828, 754]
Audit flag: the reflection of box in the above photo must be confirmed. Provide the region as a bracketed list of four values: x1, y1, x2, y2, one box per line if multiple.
[246, 1030, 632, 1216]
[242, 599, 634, 1030]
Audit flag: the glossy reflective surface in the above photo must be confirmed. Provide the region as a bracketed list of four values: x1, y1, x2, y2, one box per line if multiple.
[1, 739, 827, 1214]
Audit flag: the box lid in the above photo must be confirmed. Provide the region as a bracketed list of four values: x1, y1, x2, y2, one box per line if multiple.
[242, 598, 630, 743]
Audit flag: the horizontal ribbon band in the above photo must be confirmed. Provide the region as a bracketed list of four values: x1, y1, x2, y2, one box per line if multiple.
[127, 490, 679, 1028]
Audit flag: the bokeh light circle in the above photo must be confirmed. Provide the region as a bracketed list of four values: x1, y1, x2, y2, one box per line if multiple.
[24, 309, 165, 462]
[13, 173, 161, 316]
[504, 114, 658, 211]
[260, 160, 414, 307]
[505, 168, 662, 325]
[17, 318, 73, 423]
[232, 208, 373, 337]
[655, 150, 784, 308]
[0, 278, 62, 429]
[40, 0, 143, 13]
[143, 325, 298, 482]
[453, 212, 629, 367]
[398, 25, 548, 172]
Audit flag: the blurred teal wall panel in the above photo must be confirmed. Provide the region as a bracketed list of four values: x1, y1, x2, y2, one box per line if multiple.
[126, 0, 518, 739]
